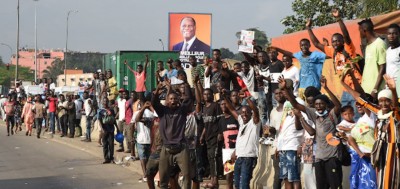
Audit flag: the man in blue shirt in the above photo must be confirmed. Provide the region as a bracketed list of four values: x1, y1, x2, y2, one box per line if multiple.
[273, 39, 326, 99]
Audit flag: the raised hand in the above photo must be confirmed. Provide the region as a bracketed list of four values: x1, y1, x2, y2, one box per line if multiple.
[320, 75, 327, 88]
[194, 74, 200, 83]
[278, 76, 286, 89]
[143, 101, 152, 109]
[384, 74, 396, 90]
[306, 18, 312, 28]
[332, 9, 340, 18]
[293, 108, 302, 118]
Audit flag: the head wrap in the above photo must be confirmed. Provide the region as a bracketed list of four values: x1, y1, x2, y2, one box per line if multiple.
[377, 89, 392, 100]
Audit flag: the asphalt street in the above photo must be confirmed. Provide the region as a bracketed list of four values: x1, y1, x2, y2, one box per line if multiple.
[0, 124, 148, 189]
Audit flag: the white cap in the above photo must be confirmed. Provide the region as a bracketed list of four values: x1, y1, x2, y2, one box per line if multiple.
[378, 89, 392, 100]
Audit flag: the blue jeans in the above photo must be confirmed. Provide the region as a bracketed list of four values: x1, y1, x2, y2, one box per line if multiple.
[341, 91, 360, 121]
[234, 157, 257, 189]
[49, 112, 55, 134]
[86, 116, 93, 140]
[279, 150, 301, 182]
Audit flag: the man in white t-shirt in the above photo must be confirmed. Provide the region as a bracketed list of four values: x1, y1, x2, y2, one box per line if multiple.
[223, 94, 260, 189]
[276, 98, 305, 189]
[281, 55, 299, 96]
[132, 101, 156, 182]
[116, 88, 127, 152]
[386, 24, 400, 94]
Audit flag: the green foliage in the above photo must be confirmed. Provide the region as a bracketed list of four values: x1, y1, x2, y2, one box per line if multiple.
[0, 64, 34, 87]
[282, 0, 399, 34]
[359, 0, 399, 18]
[236, 28, 270, 48]
[43, 52, 105, 79]
[220, 48, 235, 59]
[0, 56, 3, 65]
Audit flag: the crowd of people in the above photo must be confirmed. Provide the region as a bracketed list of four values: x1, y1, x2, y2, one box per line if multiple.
[2, 10, 400, 189]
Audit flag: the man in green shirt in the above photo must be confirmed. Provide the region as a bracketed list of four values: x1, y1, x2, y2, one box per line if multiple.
[358, 18, 386, 98]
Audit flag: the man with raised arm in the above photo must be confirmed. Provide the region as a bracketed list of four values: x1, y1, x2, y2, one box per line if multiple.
[272, 39, 326, 99]
[151, 80, 193, 189]
[307, 9, 362, 119]
[222, 91, 261, 189]
[124, 54, 149, 101]
[278, 76, 343, 189]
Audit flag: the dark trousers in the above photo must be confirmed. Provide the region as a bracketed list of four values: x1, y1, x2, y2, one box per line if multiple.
[74, 119, 81, 136]
[159, 145, 191, 189]
[6, 115, 15, 134]
[85, 116, 93, 140]
[234, 157, 257, 189]
[35, 118, 43, 136]
[314, 157, 343, 189]
[59, 115, 68, 135]
[102, 131, 114, 161]
[207, 144, 219, 177]
[68, 115, 75, 137]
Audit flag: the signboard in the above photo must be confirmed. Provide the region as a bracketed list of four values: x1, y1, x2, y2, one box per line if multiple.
[238, 30, 255, 53]
[169, 13, 212, 68]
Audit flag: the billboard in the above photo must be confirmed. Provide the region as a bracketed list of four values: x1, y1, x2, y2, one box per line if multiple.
[169, 13, 212, 68]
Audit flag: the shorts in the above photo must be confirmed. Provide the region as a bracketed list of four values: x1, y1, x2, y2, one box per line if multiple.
[136, 143, 151, 160]
[279, 150, 301, 182]
[145, 152, 160, 177]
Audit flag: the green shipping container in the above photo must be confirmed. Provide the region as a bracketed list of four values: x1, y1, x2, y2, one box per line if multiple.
[106, 51, 179, 92]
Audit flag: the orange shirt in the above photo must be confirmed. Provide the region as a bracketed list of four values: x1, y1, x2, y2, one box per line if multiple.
[324, 42, 362, 90]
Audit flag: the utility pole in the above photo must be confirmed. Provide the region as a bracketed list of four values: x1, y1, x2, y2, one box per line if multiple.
[15, 0, 20, 83]
[34, 0, 39, 83]
[65, 10, 78, 86]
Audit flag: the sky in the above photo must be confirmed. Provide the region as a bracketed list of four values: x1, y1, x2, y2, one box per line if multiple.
[0, 0, 294, 63]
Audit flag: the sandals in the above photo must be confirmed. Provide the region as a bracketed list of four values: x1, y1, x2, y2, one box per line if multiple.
[201, 182, 219, 189]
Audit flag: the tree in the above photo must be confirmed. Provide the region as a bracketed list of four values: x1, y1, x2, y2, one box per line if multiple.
[220, 48, 235, 59]
[235, 28, 270, 48]
[42, 58, 64, 79]
[0, 56, 4, 65]
[42, 52, 105, 79]
[359, 0, 399, 17]
[282, 0, 399, 34]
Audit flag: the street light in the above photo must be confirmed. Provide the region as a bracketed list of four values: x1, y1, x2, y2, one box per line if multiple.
[65, 10, 78, 86]
[0, 43, 13, 58]
[158, 39, 164, 51]
[34, 0, 39, 83]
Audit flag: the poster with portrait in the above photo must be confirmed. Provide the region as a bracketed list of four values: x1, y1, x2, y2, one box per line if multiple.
[238, 30, 255, 53]
[169, 13, 212, 69]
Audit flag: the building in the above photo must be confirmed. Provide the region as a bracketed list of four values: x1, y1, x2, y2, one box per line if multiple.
[57, 69, 93, 87]
[10, 49, 64, 78]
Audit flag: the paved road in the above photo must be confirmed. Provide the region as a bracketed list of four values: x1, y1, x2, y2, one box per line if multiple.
[0, 125, 148, 189]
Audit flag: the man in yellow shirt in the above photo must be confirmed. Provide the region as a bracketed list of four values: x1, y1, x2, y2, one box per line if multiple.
[106, 69, 118, 100]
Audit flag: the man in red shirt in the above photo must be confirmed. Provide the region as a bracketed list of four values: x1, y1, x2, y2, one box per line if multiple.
[3, 95, 16, 136]
[47, 92, 58, 135]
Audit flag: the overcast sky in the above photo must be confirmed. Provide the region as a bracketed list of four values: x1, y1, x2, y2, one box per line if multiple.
[0, 0, 293, 63]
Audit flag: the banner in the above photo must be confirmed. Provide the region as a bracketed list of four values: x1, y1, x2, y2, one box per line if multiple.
[238, 30, 255, 53]
[169, 13, 212, 68]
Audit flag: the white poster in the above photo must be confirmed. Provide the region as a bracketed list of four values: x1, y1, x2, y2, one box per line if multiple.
[238, 30, 255, 53]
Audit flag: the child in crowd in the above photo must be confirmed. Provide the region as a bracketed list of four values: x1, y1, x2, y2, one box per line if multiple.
[336, 105, 355, 137]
